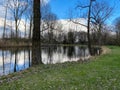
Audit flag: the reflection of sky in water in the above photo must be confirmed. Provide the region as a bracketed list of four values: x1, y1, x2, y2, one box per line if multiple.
[42, 46, 90, 64]
[0, 46, 93, 76]
[0, 50, 31, 76]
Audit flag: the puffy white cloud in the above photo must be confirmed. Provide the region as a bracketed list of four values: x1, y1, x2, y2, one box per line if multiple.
[0, 17, 30, 38]
[58, 18, 87, 32]
[41, 0, 50, 6]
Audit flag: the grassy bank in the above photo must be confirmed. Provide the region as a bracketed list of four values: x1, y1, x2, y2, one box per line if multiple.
[0, 46, 120, 90]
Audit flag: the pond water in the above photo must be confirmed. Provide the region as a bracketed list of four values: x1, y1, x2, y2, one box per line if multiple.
[0, 46, 101, 76]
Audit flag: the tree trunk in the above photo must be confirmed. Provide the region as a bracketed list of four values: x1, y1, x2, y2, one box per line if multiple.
[87, 0, 92, 55]
[3, 4, 8, 39]
[98, 24, 102, 46]
[32, 0, 42, 65]
[15, 19, 18, 38]
[29, 16, 32, 39]
[24, 19, 27, 38]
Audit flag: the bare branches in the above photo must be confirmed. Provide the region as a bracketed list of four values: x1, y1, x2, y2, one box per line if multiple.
[67, 8, 87, 28]
[7, 0, 28, 38]
[76, 5, 89, 9]
[91, 2, 113, 27]
[41, 21, 63, 33]
[69, 19, 87, 27]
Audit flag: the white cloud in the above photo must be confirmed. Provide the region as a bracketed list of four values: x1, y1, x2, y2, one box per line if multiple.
[0, 0, 12, 19]
[41, 0, 50, 6]
[58, 18, 87, 33]
[0, 17, 30, 38]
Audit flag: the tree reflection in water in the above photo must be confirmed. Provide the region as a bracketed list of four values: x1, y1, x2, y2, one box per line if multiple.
[0, 46, 101, 76]
[0, 48, 31, 76]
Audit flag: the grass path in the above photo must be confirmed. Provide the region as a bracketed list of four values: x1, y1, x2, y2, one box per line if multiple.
[0, 46, 120, 90]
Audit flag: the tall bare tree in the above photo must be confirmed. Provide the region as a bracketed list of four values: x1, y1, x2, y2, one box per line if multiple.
[24, 0, 33, 39]
[68, 0, 113, 54]
[8, 0, 28, 38]
[3, 0, 9, 39]
[87, 0, 94, 54]
[42, 13, 58, 43]
[41, 4, 63, 43]
[115, 17, 120, 45]
[69, 0, 96, 55]
[91, 2, 113, 45]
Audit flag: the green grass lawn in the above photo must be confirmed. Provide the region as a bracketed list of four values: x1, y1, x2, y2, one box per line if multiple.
[0, 46, 120, 90]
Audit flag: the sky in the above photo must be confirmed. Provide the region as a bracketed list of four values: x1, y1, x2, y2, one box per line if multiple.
[49, 0, 78, 19]
[0, 0, 120, 36]
[48, 0, 120, 25]
[0, 0, 120, 25]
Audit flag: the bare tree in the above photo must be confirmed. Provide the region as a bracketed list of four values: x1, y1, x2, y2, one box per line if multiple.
[87, 0, 94, 54]
[43, 13, 58, 43]
[91, 2, 113, 45]
[69, 0, 96, 55]
[115, 17, 120, 45]
[3, 0, 9, 39]
[24, 0, 33, 39]
[8, 0, 28, 38]
[68, 0, 113, 54]
[41, 4, 63, 43]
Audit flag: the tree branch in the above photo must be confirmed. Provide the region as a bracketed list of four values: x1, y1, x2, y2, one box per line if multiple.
[76, 5, 89, 9]
[69, 19, 87, 27]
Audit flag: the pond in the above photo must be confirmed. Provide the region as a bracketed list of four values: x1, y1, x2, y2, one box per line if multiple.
[0, 46, 101, 76]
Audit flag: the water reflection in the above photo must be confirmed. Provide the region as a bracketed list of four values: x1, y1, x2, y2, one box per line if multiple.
[0, 48, 31, 76]
[0, 46, 101, 76]
[41, 46, 92, 64]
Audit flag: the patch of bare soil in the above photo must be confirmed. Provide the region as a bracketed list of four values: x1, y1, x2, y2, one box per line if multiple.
[101, 46, 111, 55]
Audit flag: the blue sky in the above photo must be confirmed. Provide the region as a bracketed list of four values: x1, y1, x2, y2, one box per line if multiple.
[49, 0, 120, 25]
[0, 0, 120, 25]
[49, 0, 78, 19]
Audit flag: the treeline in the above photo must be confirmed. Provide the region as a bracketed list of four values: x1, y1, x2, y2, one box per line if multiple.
[0, 0, 120, 46]
[41, 29, 117, 45]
